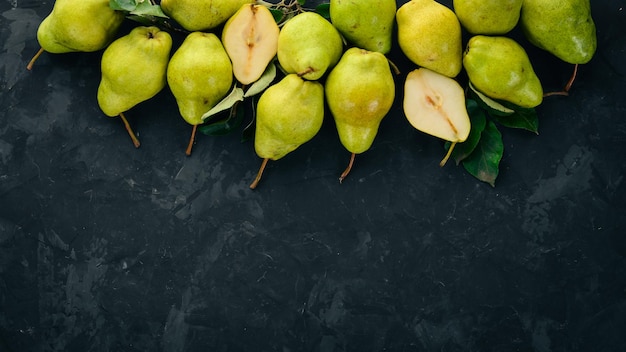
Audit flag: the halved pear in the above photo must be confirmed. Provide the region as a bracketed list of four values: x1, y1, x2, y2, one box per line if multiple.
[221, 4, 279, 85]
[403, 68, 471, 165]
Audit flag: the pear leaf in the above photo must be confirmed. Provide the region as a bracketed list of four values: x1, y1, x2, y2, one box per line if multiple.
[199, 103, 245, 136]
[489, 104, 539, 134]
[315, 3, 331, 19]
[244, 63, 276, 98]
[462, 120, 503, 187]
[447, 99, 488, 165]
[109, 0, 136, 12]
[130, 0, 169, 18]
[201, 86, 245, 122]
[468, 81, 515, 116]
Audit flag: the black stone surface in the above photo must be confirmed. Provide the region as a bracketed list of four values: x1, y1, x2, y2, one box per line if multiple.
[1, 1, 625, 351]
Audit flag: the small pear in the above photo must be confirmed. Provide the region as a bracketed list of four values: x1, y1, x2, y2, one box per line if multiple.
[160, 0, 253, 32]
[329, 0, 396, 54]
[167, 32, 233, 155]
[325, 47, 395, 182]
[97, 26, 172, 147]
[222, 4, 279, 85]
[403, 68, 470, 166]
[277, 12, 344, 81]
[453, 0, 522, 35]
[396, 0, 463, 78]
[520, 0, 596, 65]
[250, 74, 325, 189]
[463, 35, 543, 108]
[27, 0, 125, 70]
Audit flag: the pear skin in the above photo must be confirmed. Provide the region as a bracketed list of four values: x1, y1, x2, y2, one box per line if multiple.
[160, 0, 253, 32]
[453, 0, 522, 35]
[329, 0, 396, 54]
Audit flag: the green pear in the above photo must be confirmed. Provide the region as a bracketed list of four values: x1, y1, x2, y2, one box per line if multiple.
[167, 32, 233, 155]
[97, 26, 172, 147]
[329, 0, 396, 54]
[453, 0, 522, 35]
[277, 12, 344, 81]
[463, 35, 543, 108]
[325, 47, 395, 182]
[222, 4, 280, 85]
[520, 0, 596, 64]
[250, 74, 325, 189]
[396, 0, 463, 78]
[160, 0, 253, 32]
[27, 0, 125, 70]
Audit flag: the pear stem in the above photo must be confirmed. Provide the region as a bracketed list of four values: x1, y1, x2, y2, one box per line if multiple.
[339, 153, 356, 183]
[543, 64, 579, 97]
[26, 47, 45, 71]
[439, 142, 456, 167]
[387, 58, 401, 75]
[250, 158, 269, 190]
[296, 67, 314, 77]
[119, 112, 141, 148]
[185, 124, 198, 156]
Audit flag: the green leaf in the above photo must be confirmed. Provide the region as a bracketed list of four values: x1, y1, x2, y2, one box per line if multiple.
[201, 86, 245, 122]
[244, 62, 276, 98]
[130, 1, 169, 18]
[198, 104, 245, 136]
[110, 0, 136, 12]
[269, 8, 285, 23]
[315, 3, 331, 19]
[489, 104, 539, 134]
[462, 120, 503, 187]
[468, 81, 515, 116]
[448, 99, 488, 165]
[297, 0, 306, 5]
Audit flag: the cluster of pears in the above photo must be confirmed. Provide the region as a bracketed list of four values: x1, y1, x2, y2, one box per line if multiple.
[26, 0, 597, 188]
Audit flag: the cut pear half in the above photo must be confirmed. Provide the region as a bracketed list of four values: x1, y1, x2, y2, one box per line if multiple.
[403, 68, 471, 166]
[222, 4, 280, 85]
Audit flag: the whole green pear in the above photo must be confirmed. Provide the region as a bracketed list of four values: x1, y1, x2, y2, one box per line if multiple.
[254, 74, 325, 161]
[453, 0, 522, 35]
[396, 0, 463, 78]
[325, 47, 395, 155]
[277, 12, 344, 81]
[97, 26, 172, 117]
[167, 32, 233, 126]
[329, 0, 396, 54]
[160, 0, 253, 32]
[520, 0, 596, 64]
[27, 0, 125, 69]
[463, 35, 543, 108]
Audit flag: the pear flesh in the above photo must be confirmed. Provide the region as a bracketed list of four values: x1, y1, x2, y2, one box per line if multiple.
[222, 4, 280, 85]
[325, 47, 395, 182]
[396, 0, 463, 78]
[250, 74, 325, 189]
[160, 0, 253, 32]
[463, 35, 543, 108]
[329, 0, 396, 54]
[520, 0, 597, 64]
[277, 12, 344, 81]
[453, 0, 522, 35]
[404, 68, 470, 144]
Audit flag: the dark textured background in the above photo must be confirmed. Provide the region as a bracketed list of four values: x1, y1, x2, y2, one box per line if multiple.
[1, 0, 625, 351]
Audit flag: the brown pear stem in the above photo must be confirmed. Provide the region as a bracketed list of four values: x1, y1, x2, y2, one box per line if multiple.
[339, 153, 356, 183]
[250, 158, 269, 190]
[296, 67, 314, 77]
[26, 47, 45, 71]
[439, 142, 456, 167]
[185, 124, 198, 156]
[543, 64, 579, 97]
[119, 112, 141, 148]
[387, 58, 401, 75]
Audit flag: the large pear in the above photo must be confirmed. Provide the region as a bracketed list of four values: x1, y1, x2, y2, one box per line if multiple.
[329, 0, 396, 54]
[396, 0, 462, 78]
[160, 0, 253, 32]
[453, 0, 522, 35]
[222, 4, 279, 85]
[325, 47, 395, 181]
[277, 12, 344, 81]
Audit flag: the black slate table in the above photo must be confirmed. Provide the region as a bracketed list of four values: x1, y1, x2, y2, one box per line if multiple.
[1, 1, 625, 351]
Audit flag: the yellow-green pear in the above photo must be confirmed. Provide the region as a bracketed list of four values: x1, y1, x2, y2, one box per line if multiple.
[160, 0, 253, 32]
[520, 0, 596, 64]
[250, 74, 325, 189]
[167, 32, 233, 155]
[27, 0, 125, 70]
[463, 35, 543, 108]
[329, 0, 396, 54]
[403, 68, 470, 166]
[453, 0, 522, 35]
[222, 4, 279, 85]
[325, 47, 395, 182]
[277, 12, 344, 81]
[97, 26, 172, 147]
[396, 0, 463, 78]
